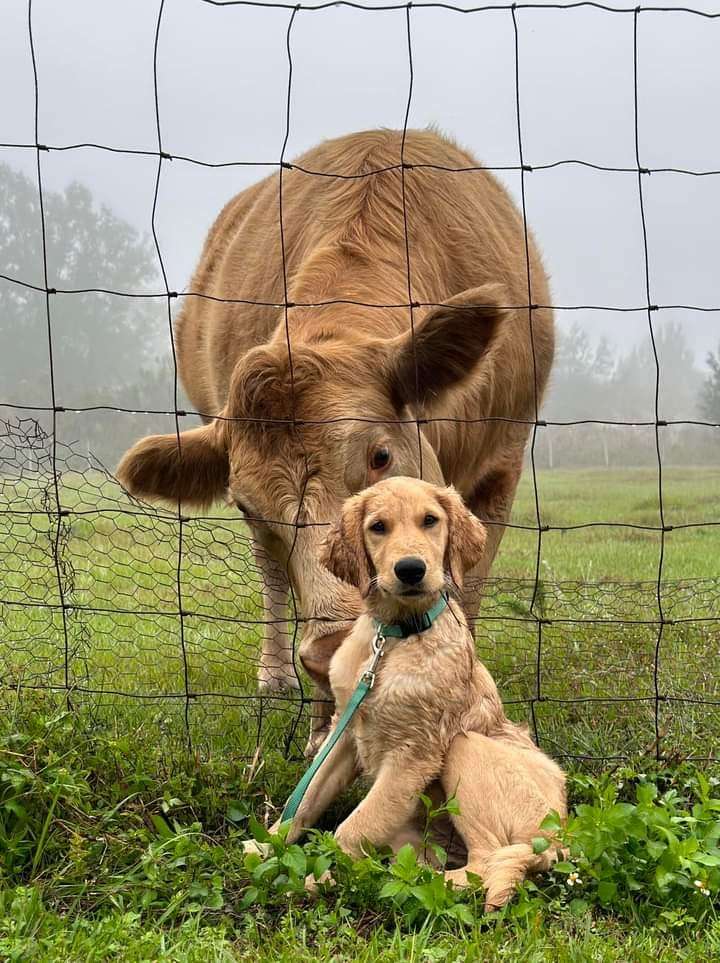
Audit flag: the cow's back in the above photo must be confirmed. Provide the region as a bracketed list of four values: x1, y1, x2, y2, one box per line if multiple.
[175, 129, 552, 446]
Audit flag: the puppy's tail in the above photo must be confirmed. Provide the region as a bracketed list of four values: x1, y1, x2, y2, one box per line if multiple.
[482, 843, 559, 911]
[445, 842, 561, 910]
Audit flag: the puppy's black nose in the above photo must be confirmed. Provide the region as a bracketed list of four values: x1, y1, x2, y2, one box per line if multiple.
[394, 556, 426, 586]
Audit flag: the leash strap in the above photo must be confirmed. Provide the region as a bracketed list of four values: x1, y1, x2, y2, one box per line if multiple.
[281, 628, 385, 824]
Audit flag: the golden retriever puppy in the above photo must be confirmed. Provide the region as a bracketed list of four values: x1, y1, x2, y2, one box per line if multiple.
[267, 476, 566, 910]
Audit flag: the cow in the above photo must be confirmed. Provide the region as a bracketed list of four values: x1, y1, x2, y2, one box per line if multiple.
[116, 128, 554, 756]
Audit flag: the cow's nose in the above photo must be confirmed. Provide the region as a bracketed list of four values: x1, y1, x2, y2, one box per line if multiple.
[394, 557, 426, 586]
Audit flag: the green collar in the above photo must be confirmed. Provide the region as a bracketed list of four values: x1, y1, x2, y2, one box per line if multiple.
[373, 592, 449, 640]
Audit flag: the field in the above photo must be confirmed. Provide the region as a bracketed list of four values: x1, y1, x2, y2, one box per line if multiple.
[1, 464, 719, 960]
[2, 463, 718, 761]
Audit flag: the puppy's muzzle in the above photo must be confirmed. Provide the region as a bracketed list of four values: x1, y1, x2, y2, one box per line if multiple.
[394, 556, 426, 586]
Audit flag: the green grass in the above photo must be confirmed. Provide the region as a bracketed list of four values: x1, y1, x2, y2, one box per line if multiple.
[1, 706, 720, 961]
[501, 467, 720, 582]
[4, 899, 720, 962]
[1, 467, 719, 959]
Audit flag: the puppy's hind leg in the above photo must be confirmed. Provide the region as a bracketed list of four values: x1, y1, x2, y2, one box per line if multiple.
[439, 731, 507, 905]
[441, 733, 561, 910]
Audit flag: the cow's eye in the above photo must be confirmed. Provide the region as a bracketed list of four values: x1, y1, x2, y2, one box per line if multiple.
[369, 446, 392, 471]
[423, 513, 438, 528]
[369, 520, 386, 534]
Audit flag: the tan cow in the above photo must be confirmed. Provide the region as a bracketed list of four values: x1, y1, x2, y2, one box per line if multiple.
[117, 128, 554, 755]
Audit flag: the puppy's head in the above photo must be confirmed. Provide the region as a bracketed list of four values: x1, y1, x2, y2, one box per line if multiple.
[320, 477, 486, 611]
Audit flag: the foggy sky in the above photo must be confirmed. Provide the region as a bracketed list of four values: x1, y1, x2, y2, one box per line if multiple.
[2, 0, 719, 381]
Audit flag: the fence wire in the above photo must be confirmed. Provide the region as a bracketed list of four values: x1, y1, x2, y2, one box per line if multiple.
[1, 1, 719, 766]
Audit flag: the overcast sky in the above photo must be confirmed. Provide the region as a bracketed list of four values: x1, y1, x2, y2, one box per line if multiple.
[2, 0, 719, 382]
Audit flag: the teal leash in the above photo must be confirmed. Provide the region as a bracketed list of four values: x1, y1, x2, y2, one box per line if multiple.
[281, 625, 386, 823]
[280, 593, 449, 825]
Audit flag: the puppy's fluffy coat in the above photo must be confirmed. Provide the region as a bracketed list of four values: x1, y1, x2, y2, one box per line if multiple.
[270, 477, 566, 910]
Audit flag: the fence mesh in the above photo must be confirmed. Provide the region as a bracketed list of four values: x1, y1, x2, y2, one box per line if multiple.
[1, 1, 719, 767]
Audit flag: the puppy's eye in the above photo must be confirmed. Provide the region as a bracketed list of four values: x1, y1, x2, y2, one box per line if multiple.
[368, 520, 386, 534]
[369, 446, 392, 471]
[423, 513, 438, 528]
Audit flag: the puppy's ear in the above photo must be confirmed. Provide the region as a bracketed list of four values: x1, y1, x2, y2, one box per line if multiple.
[439, 487, 487, 588]
[320, 495, 373, 595]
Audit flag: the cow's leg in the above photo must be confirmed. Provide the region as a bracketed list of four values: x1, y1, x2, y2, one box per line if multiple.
[252, 542, 298, 692]
[299, 629, 346, 759]
[463, 460, 522, 629]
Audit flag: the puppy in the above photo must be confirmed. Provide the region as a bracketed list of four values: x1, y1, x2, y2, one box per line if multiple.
[265, 476, 567, 910]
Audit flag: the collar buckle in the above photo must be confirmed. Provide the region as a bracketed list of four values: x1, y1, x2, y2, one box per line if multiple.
[361, 628, 385, 689]
[417, 610, 432, 632]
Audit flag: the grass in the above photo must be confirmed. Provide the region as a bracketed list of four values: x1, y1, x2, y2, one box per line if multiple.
[4, 899, 720, 962]
[0, 466, 719, 959]
[502, 466, 720, 582]
[5, 901, 719, 963]
[1, 705, 720, 961]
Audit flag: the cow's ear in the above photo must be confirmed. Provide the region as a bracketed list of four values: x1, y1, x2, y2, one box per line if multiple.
[116, 421, 229, 508]
[386, 283, 507, 411]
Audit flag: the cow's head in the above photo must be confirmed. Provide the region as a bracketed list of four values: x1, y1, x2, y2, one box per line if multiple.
[116, 284, 504, 679]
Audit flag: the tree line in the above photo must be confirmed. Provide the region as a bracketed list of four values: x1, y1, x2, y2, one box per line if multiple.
[537, 322, 719, 469]
[1, 163, 718, 470]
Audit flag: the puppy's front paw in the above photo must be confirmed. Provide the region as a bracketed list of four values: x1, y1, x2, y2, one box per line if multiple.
[242, 838, 272, 858]
[304, 869, 335, 896]
[333, 826, 363, 859]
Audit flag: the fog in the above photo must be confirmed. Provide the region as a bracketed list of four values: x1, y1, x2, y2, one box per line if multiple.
[1, 0, 719, 464]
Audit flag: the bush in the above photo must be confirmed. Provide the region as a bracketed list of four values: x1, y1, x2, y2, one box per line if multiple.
[1, 707, 719, 942]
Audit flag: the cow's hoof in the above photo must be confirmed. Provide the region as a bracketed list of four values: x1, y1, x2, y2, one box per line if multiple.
[257, 665, 300, 693]
[304, 725, 330, 760]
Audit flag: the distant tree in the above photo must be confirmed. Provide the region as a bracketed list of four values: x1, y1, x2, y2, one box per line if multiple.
[62, 355, 194, 467]
[699, 343, 720, 423]
[537, 324, 716, 470]
[612, 323, 701, 422]
[0, 163, 161, 406]
[539, 324, 617, 468]
[543, 323, 616, 421]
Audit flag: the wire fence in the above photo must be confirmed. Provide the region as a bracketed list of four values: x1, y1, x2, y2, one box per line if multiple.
[1, 1, 719, 767]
